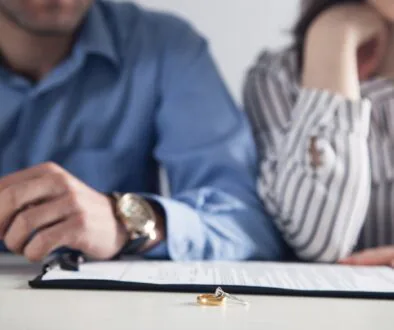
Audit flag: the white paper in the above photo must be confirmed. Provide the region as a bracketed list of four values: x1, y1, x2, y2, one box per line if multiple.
[41, 261, 394, 293]
[43, 261, 394, 293]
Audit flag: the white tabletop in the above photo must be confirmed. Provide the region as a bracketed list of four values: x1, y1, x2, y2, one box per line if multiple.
[1, 255, 394, 330]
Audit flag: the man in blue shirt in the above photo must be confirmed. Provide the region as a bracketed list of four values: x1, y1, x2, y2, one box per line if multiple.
[0, 0, 286, 262]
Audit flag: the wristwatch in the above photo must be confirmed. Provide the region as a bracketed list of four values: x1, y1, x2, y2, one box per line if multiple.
[111, 193, 158, 253]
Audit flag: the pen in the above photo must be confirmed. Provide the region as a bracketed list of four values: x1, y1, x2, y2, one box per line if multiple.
[43, 251, 84, 273]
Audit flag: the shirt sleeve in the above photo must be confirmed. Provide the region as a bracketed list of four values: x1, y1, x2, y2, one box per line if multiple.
[244, 54, 372, 262]
[142, 18, 289, 261]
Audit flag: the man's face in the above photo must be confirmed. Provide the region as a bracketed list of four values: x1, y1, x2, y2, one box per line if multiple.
[0, 0, 94, 36]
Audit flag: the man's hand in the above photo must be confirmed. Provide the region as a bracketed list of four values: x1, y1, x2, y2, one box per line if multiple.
[0, 163, 128, 262]
[340, 246, 394, 267]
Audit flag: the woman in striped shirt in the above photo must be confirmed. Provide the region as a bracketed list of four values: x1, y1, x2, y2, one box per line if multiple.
[245, 0, 394, 265]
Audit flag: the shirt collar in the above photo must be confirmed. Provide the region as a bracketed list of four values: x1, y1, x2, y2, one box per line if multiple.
[76, 3, 119, 68]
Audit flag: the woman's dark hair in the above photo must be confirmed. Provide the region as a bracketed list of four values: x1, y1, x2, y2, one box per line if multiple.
[294, 0, 364, 67]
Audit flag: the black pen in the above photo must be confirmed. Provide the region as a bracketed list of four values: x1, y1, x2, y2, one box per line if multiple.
[43, 251, 84, 273]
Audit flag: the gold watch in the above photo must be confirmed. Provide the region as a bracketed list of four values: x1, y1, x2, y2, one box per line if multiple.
[112, 193, 158, 241]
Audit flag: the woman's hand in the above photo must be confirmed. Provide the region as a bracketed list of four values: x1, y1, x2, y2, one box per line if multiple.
[303, 3, 389, 99]
[340, 246, 394, 267]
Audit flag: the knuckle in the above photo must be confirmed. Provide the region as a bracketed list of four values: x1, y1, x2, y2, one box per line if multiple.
[42, 162, 61, 173]
[52, 172, 71, 191]
[66, 192, 81, 211]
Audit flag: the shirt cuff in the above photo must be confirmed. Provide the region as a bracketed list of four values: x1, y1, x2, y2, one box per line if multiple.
[141, 194, 205, 260]
[286, 89, 372, 157]
[292, 88, 371, 134]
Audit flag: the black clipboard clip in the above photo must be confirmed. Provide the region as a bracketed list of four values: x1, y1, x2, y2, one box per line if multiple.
[43, 251, 85, 273]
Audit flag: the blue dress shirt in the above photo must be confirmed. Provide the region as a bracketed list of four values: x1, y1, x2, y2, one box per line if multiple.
[0, 0, 288, 260]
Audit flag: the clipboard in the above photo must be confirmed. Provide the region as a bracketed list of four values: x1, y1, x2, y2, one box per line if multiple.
[29, 254, 394, 300]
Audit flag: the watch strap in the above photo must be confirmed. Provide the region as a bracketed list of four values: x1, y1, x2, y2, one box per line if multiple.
[112, 236, 149, 259]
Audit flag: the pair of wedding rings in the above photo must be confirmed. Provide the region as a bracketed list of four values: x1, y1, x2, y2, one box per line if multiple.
[196, 287, 248, 307]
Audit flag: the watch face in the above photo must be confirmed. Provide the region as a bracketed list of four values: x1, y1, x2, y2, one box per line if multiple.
[118, 194, 154, 232]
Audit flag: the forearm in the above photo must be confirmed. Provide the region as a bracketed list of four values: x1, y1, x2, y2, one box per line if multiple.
[265, 92, 372, 262]
[277, 133, 370, 262]
[302, 28, 360, 101]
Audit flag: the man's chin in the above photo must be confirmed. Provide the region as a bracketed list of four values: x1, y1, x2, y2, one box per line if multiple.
[0, 0, 91, 36]
[20, 22, 79, 36]
[1, 12, 83, 36]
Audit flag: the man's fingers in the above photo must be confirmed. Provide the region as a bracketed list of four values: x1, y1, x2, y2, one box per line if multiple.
[3, 193, 81, 254]
[0, 162, 62, 191]
[0, 171, 72, 238]
[340, 246, 394, 266]
[23, 214, 87, 262]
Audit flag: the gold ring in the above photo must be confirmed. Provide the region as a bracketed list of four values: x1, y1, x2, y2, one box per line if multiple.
[197, 294, 226, 306]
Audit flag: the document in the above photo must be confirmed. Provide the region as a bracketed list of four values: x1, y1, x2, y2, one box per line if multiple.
[40, 261, 394, 293]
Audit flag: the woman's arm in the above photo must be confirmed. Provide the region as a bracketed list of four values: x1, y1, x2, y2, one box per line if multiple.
[245, 4, 388, 262]
[303, 3, 388, 99]
[245, 63, 371, 262]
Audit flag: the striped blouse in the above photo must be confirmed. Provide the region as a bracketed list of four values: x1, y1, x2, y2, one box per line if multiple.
[244, 48, 394, 262]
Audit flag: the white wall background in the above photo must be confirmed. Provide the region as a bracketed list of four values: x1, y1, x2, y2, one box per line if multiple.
[114, 0, 300, 103]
